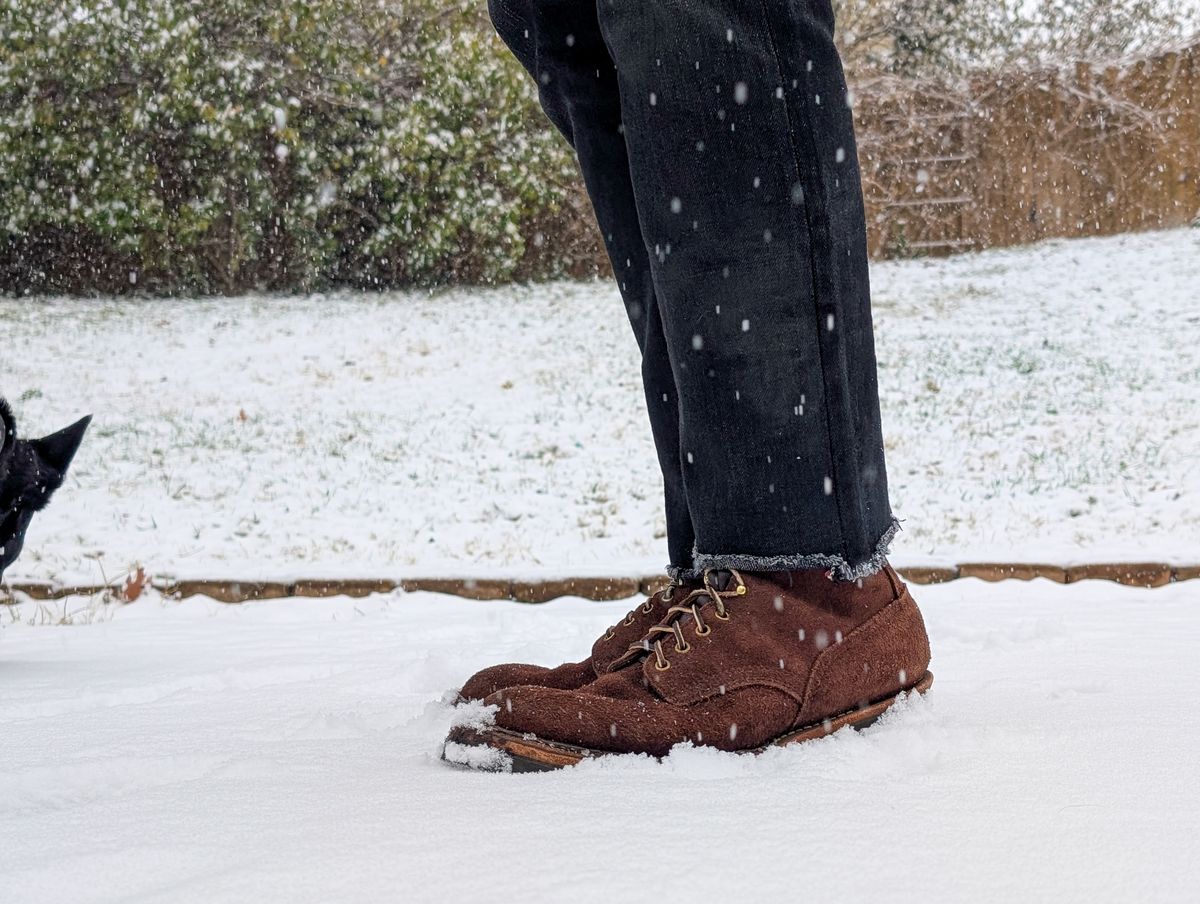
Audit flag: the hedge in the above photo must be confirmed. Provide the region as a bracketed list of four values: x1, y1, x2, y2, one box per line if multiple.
[0, 0, 581, 295]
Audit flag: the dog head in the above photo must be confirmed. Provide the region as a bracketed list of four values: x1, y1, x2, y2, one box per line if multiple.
[0, 400, 91, 582]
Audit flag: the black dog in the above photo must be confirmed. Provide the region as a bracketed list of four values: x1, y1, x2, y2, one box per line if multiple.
[0, 399, 90, 583]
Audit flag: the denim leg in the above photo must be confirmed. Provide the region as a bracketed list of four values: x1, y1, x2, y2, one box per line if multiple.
[594, 0, 897, 578]
[487, 0, 697, 577]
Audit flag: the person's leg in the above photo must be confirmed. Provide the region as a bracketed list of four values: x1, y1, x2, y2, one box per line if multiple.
[446, 1, 932, 770]
[592, 0, 897, 579]
[453, 0, 704, 704]
[487, 0, 696, 578]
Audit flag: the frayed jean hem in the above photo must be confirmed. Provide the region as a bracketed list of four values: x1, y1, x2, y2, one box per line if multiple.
[689, 517, 902, 582]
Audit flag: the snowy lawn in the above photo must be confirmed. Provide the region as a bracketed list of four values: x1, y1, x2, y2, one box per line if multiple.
[2, 227, 1199, 585]
[2, 578, 1198, 902]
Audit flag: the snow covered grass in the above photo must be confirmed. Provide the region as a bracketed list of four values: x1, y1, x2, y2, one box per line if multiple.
[2, 227, 1198, 585]
[2, 578, 1199, 901]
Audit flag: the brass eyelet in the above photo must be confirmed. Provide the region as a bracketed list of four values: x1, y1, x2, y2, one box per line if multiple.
[622, 614, 635, 626]
[655, 659, 671, 671]
[675, 641, 691, 654]
[641, 602, 655, 614]
[714, 609, 731, 621]
[603, 629, 615, 640]
[695, 623, 711, 637]
[736, 584, 747, 595]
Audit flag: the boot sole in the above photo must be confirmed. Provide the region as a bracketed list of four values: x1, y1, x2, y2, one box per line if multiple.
[442, 670, 934, 773]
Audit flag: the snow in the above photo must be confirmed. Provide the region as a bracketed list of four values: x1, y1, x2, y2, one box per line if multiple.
[2, 227, 1198, 586]
[2, 577, 1199, 901]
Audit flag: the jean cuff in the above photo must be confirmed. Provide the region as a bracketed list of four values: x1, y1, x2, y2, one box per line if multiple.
[690, 517, 902, 582]
[665, 563, 703, 583]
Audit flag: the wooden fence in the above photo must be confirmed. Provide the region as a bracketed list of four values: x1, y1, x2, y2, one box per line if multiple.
[855, 43, 1200, 257]
[545, 43, 1199, 275]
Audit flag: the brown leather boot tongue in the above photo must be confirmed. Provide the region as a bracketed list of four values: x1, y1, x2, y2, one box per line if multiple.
[708, 569, 734, 592]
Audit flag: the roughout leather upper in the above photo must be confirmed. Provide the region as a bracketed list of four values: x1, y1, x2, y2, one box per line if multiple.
[484, 565, 931, 756]
[457, 580, 698, 701]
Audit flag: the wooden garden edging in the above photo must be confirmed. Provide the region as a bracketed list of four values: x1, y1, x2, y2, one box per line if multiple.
[2, 562, 1196, 604]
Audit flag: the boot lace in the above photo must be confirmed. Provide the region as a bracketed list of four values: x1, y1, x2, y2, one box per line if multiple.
[612, 568, 746, 672]
[600, 578, 681, 642]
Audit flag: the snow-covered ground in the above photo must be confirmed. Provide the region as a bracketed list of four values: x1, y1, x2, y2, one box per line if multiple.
[2, 227, 1199, 585]
[4, 230, 1199, 900]
[3, 578, 1198, 902]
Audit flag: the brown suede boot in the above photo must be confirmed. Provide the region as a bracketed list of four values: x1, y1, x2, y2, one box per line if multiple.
[444, 564, 932, 770]
[455, 577, 701, 701]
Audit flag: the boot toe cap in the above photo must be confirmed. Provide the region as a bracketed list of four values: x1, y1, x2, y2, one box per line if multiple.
[459, 658, 598, 701]
[458, 663, 553, 702]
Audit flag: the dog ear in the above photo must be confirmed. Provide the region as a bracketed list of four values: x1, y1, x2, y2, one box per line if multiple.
[31, 414, 92, 476]
[0, 399, 16, 465]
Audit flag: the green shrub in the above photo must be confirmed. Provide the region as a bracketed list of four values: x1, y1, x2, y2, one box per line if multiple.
[0, 0, 579, 295]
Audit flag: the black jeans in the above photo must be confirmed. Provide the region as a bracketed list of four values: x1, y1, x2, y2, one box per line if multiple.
[488, 0, 897, 580]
